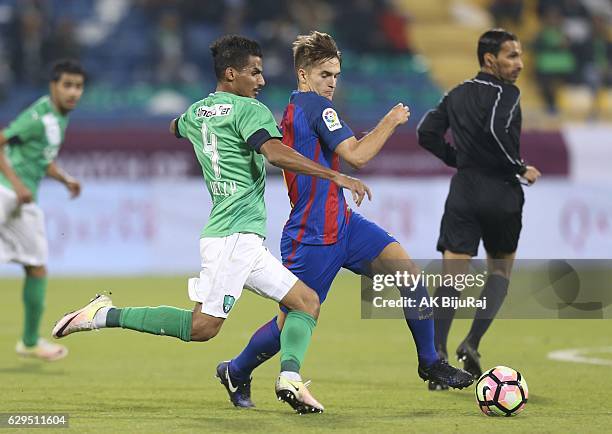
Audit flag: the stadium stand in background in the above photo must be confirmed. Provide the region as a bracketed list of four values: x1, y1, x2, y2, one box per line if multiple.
[403, 0, 612, 123]
[0, 0, 610, 275]
[2, 0, 610, 124]
[0, 0, 610, 181]
[0, 0, 435, 124]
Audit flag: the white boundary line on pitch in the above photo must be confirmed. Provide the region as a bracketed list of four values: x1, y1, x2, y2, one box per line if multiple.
[547, 347, 612, 366]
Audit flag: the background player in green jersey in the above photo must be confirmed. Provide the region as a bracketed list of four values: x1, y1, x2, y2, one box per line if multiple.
[52, 35, 370, 414]
[0, 59, 85, 361]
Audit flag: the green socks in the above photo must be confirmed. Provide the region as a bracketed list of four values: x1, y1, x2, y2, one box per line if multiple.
[280, 310, 317, 373]
[96, 305, 315, 361]
[106, 306, 192, 342]
[22, 275, 47, 347]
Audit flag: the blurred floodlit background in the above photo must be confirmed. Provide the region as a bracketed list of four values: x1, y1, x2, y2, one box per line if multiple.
[0, 0, 611, 277]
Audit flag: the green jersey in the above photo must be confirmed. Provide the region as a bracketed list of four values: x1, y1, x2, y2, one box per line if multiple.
[176, 91, 282, 238]
[0, 96, 69, 200]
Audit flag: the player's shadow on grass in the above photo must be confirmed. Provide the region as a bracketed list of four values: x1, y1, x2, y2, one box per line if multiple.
[0, 362, 66, 376]
[225, 407, 360, 424]
[398, 409, 438, 418]
[439, 389, 553, 406]
[525, 393, 552, 405]
[178, 411, 358, 431]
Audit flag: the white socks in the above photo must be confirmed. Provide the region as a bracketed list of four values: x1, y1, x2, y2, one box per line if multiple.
[280, 371, 302, 382]
[93, 306, 111, 329]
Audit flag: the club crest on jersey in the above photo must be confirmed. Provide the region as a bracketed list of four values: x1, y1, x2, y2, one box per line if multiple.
[322, 108, 342, 131]
[195, 104, 233, 118]
[223, 295, 236, 314]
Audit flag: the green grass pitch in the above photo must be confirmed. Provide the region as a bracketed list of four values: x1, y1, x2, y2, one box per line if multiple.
[1, 273, 611, 433]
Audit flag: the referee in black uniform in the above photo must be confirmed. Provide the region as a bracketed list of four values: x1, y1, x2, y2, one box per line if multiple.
[417, 29, 541, 390]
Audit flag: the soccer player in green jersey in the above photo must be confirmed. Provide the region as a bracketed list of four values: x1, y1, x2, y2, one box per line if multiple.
[52, 35, 370, 414]
[0, 59, 85, 361]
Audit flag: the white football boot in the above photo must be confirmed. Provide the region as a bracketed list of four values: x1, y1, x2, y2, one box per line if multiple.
[16, 338, 68, 361]
[275, 374, 324, 414]
[52, 294, 113, 338]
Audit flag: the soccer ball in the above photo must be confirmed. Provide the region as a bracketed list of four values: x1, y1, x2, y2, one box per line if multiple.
[475, 366, 528, 416]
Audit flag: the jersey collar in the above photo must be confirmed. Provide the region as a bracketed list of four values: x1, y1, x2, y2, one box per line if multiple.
[475, 71, 502, 84]
[45, 95, 68, 119]
[290, 90, 318, 100]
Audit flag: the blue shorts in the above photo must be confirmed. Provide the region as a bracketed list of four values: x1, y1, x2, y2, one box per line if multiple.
[280, 212, 396, 307]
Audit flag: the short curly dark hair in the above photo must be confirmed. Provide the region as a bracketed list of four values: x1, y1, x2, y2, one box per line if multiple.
[210, 35, 263, 80]
[51, 59, 86, 82]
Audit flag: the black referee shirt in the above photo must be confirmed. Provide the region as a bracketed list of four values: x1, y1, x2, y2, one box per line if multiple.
[417, 71, 526, 177]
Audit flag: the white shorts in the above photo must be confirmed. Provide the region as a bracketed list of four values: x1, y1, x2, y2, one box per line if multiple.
[0, 185, 48, 266]
[187, 233, 298, 318]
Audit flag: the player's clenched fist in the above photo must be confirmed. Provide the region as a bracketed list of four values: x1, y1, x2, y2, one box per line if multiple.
[65, 177, 82, 199]
[386, 103, 410, 126]
[522, 165, 541, 185]
[14, 183, 33, 204]
[332, 173, 372, 206]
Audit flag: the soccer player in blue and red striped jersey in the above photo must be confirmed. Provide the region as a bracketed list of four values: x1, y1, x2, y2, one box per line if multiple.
[216, 31, 473, 408]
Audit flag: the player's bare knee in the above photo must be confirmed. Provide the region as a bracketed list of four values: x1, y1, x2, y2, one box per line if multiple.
[191, 327, 219, 342]
[191, 322, 221, 342]
[281, 282, 320, 318]
[190, 310, 223, 342]
[301, 287, 320, 319]
[371, 242, 419, 276]
[25, 265, 47, 278]
[405, 260, 421, 277]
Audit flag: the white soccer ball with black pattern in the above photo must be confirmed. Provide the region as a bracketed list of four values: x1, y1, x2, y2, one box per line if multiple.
[475, 366, 528, 416]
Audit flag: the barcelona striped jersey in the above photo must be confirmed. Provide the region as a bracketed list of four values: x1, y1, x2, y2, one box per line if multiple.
[280, 91, 355, 245]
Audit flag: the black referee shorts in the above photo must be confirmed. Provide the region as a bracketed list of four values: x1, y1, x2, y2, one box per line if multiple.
[436, 169, 524, 257]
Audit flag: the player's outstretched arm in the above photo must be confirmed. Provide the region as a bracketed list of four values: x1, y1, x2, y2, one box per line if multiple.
[334, 103, 409, 169]
[0, 132, 33, 204]
[260, 138, 372, 206]
[47, 161, 81, 199]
